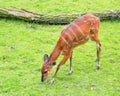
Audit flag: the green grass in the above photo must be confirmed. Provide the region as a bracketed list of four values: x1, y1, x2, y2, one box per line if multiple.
[0, 0, 120, 96]
[0, 19, 120, 96]
[0, 0, 120, 14]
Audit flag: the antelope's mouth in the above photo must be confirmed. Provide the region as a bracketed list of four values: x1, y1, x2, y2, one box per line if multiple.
[41, 75, 46, 82]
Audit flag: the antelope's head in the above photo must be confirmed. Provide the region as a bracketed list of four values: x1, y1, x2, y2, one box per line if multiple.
[41, 54, 56, 82]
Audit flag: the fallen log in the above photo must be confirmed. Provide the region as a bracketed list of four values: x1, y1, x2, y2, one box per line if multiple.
[0, 8, 120, 24]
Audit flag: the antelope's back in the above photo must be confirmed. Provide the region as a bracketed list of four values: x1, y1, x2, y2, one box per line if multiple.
[59, 14, 100, 48]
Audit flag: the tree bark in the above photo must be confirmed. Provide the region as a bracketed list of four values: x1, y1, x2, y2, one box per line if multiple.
[0, 8, 120, 24]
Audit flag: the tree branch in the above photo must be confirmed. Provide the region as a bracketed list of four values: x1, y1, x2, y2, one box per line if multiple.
[0, 8, 120, 24]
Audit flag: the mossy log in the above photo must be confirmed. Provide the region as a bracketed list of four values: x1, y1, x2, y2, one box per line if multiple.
[0, 8, 120, 24]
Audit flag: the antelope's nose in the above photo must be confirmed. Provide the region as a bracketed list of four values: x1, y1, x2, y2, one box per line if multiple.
[41, 76, 44, 82]
[41, 75, 46, 82]
[41, 78, 44, 82]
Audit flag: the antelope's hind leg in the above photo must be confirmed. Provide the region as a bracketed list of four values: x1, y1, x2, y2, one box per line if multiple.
[96, 40, 101, 70]
[92, 38, 101, 69]
[91, 30, 101, 70]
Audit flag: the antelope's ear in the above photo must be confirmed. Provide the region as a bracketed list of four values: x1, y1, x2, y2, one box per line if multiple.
[44, 54, 49, 61]
[52, 61, 56, 66]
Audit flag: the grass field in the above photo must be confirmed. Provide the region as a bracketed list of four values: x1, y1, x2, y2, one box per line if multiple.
[0, 0, 120, 96]
[0, 0, 120, 14]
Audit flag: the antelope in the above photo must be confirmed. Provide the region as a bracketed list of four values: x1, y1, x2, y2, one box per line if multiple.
[41, 14, 101, 84]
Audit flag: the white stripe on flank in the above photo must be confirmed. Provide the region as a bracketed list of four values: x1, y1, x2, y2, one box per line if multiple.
[72, 22, 85, 36]
[61, 36, 69, 46]
[65, 32, 73, 41]
[68, 27, 79, 40]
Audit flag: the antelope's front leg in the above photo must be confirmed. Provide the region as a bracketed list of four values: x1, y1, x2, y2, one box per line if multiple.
[50, 55, 70, 85]
[68, 52, 73, 75]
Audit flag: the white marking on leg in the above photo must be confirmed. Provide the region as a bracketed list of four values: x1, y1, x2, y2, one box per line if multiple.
[72, 22, 85, 36]
[98, 62, 100, 67]
[68, 69, 73, 75]
[50, 78, 54, 85]
[97, 60, 100, 69]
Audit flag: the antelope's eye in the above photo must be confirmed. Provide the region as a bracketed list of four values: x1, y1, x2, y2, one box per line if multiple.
[44, 71, 47, 74]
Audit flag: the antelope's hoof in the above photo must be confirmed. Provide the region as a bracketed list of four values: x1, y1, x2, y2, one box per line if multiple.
[50, 78, 54, 85]
[68, 71, 73, 75]
[96, 66, 100, 70]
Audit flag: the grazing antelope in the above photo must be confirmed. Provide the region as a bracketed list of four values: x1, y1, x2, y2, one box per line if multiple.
[41, 14, 101, 84]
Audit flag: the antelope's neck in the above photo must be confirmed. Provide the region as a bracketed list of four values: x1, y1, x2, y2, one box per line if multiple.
[49, 44, 61, 63]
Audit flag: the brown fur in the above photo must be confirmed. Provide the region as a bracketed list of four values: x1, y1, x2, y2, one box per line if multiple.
[41, 14, 101, 84]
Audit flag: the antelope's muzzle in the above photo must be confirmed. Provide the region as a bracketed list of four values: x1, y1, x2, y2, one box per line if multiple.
[41, 74, 47, 82]
[41, 75, 44, 82]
